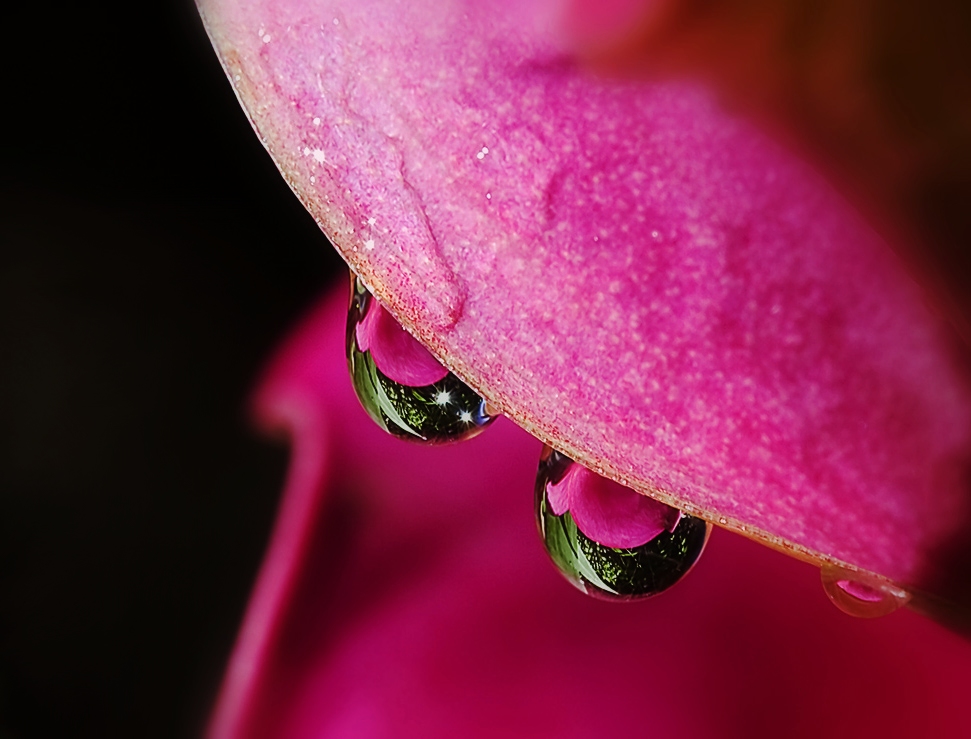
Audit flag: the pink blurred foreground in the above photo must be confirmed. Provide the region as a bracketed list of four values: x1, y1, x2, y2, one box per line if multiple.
[209, 288, 971, 739]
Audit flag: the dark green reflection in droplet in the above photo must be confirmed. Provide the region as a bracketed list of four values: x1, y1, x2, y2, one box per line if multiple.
[535, 448, 710, 601]
[346, 275, 493, 443]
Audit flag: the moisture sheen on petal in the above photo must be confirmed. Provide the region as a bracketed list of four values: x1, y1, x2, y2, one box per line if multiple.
[199, 0, 971, 597]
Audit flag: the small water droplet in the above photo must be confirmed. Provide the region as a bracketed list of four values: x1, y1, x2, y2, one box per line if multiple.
[820, 564, 910, 618]
[347, 274, 493, 443]
[483, 401, 502, 418]
[535, 447, 710, 601]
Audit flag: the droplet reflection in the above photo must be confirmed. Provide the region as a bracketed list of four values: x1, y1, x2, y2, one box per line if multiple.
[820, 564, 910, 618]
[346, 274, 494, 443]
[535, 446, 710, 601]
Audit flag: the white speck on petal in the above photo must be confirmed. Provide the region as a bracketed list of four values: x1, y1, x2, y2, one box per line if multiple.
[312, 148, 326, 163]
[364, 239, 375, 250]
[262, 34, 271, 43]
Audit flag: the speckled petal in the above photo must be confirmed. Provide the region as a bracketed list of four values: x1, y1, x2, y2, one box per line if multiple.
[197, 0, 971, 601]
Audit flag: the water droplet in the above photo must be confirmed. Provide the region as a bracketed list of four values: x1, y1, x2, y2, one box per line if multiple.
[820, 564, 910, 618]
[347, 274, 494, 443]
[483, 400, 502, 418]
[535, 447, 710, 601]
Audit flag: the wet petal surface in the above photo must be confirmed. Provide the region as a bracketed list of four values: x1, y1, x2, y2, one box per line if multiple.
[198, 0, 971, 603]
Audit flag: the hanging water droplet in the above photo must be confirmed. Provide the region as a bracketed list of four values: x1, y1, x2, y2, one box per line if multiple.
[347, 274, 494, 443]
[535, 446, 710, 601]
[820, 564, 910, 618]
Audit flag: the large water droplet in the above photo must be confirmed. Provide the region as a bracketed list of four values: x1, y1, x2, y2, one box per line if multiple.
[347, 274, 494, 443]
[820, 564, 910, 618]
[535, 446, 710, 601]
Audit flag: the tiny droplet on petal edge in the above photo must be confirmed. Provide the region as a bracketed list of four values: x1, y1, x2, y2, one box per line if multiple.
[820, 563, 911, 618]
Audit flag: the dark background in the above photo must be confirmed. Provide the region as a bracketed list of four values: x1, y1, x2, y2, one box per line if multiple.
[0, 2, 343, 737]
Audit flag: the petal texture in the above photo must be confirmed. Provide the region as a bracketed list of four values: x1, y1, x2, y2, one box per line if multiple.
[198, 0, 971, 597]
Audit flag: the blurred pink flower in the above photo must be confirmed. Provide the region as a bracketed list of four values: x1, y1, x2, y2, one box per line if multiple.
[209, 288, 971, 739]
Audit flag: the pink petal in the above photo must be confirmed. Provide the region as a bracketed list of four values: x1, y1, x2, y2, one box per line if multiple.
[198, 0, 971, 599]
[356, 296, 450, 386]
[548, 461, 681, 547]
[544, 465, 572, 517]
[211, 290, 971, 738]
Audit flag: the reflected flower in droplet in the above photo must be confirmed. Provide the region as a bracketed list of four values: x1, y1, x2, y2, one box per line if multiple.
[352, 280, 449, 388]
[536, 446, 710, 600]
[544, 451, 682, 549]
[821, 563, 912, 619]
[346, 276, 493, 443]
